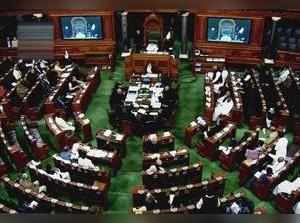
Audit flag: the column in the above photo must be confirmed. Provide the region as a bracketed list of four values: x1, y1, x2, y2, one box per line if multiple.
[265, 16, 281, 59]
[180, 11, 189, 58]
[121, 11, 128, 52]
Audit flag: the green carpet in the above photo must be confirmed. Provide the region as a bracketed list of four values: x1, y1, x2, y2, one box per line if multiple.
[1, 57, 294, 214]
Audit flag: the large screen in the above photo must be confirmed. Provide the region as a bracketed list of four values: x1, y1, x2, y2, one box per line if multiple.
[207, 17, 252, 44]
[60, 16, 103, 40]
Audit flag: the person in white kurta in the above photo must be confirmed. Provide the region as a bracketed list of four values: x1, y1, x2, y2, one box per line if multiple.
[146, 63, 153, 74]
[273, 177, 300, 195]
[268, 136, 288, 162]
[55, 116, 75, 132]
[213, 92, 234, 122]
[276, 67, 290, 85]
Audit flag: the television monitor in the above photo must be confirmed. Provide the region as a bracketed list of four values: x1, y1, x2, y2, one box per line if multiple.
[60, 16, 103, 40]
[207, 17, 252, 44]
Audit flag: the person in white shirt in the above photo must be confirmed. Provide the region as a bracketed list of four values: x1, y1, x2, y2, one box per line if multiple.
[212, 90, 234, 122]
[273, 177, 300, 195]
[276, 67, 291, 85]
[78, 157, 95, 169]
[55, 113, 75, 133]
[146, 63, 153, 74]
[267, 157, 286, 177]
[12, 65, 22, 81]
[269, 133, 288, 162]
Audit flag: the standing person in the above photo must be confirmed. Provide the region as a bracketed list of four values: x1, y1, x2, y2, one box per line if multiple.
[135, 29, 143, 53]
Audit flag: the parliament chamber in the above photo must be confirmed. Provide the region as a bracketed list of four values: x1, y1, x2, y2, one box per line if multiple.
[0, 2, 299, 216]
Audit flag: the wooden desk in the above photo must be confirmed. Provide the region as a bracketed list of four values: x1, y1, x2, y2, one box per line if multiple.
[1, 176, 97, 214]
[132, 192, 244, 215]
[203, 75, 215, 123]
[252, 151, 300, 200]
[229, 72, 243, 123]
[124, 53, 178, 80]
[142, 161, 203, 189]
[53, 154, 110, 186]
[44, 114, 76, 150]
[0, 123, 28, 170]
[20, 115, 49, 160]
[238, 135, 279, 185]
[132, 176, 225, 210]
[72, 70, 101, 113]
[143, 148, 189, 169]
[44, 74, 71, 114]
[28, 161, 108, 207]
[197, 123, 236, 160]
[143, 131, 175, 153]
[275, 187, 300, 213]
[218, 131, 257, 171]
[184, 117, 208, 147]
[73, 112, 92, 142]
[96, 129, 127, 157]
[76, 142, 122, 172]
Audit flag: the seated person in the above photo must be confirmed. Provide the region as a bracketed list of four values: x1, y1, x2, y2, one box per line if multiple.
[212, 90, 234, 122]
[51, 168, 71, 181]
[196, 189, 221, 213]
[21, 200, 39, 213]
[68, 75, 85, 94]
[211, 67, 229, 95]
[268, 132, 288, 162]
[12, 64, 22, 81]
[245, 140, 264, 161]
[78, 157, 95, 169]
[145, 158, 165, 175]
[146, 63, 153, 74]
[145, 192, 158, 210]
[265, 107, 276, 130]
[163, 30, 174, 52]
[273, 177, 300, 195]
[18, 173, 32, 188]
[55, 113, 75, 133]
[267, 156, 286, 177]
[257, 157, 286, 182]
[276, 66, 291, 85]
[218, 137, 238, 155]
[32, 181, 47, 194]
[225, 199, 253, 214]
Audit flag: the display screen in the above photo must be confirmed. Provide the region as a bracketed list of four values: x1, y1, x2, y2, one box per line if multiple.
[207, 17, 252, 44]
[60, 16, 103, 40]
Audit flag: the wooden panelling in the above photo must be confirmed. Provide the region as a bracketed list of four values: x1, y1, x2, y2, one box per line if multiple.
[49, 11, 116, 60]
[193, 12, 265, 65]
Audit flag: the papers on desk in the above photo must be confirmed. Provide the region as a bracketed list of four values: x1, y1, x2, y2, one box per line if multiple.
[138, 109, 146, 115]
[115, 134, 124, 141]
[88, 149, 107, 158]
[149, 112, 159, 116]
[103, 130, 112, 137]
[151, 102, 161, 109]
[163, 131, 171, 137]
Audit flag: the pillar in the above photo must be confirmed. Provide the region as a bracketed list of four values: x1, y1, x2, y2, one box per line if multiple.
[121, 11, 128, 52]
[180, 11, 189, 58]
